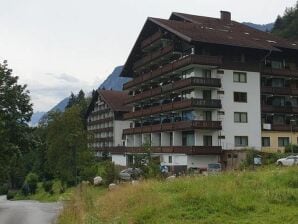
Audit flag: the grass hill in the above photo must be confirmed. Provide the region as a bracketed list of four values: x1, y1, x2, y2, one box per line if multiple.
[58, 166, 298, 224]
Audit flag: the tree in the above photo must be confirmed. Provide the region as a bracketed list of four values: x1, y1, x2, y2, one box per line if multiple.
[46, 104, 95, 186]
[0, 60, 33, 188]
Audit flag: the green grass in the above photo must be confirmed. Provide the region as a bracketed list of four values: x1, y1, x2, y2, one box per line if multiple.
[58, 166, 298, 224]
[14, 180, 74, 202]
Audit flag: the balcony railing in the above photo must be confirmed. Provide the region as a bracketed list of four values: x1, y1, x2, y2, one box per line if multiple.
[123, 120, 221, 135]
[141, 31, 163, 49]
[133, 45, 175, 70]
[87, 117, 113, 125]
[124, 54, 223, 90]
[262, 104, 298, 113]
[262, 67, 298, 78]
[269, 124, 298, 132]
[94, 146, 222, 155]
[262, 86, 298, 96]
[124, 98, 221, 120]
[125, 77, 221, 104]
[89, 127, 113, 133]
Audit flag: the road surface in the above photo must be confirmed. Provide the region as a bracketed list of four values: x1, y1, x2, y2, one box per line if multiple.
[0, 195, 62, 224]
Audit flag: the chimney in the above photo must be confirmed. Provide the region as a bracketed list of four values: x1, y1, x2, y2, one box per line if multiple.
[220, 11, 231, 23]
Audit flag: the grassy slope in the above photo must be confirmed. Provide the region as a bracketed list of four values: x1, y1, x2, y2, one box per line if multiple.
[58, 167, 298, 224]
[14, 180, 74, 202]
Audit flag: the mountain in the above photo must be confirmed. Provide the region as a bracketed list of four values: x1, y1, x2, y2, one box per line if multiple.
[99, 65, 130, 91]
[33, 65, 130, 125]
[29, 111, 46, 127]
[243, 22, 274, 32]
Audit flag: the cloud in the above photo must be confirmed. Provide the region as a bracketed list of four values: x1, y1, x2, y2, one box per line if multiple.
[24, 72, 100, 112]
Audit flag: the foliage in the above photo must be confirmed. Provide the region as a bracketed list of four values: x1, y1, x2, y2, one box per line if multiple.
[24, 172, 39, 194]
[58, 167, 298, 224]
[0, 184, 8, 195]
[6, 190, 17, 200]
[43, 180, 54, 194]
[0, 60, 33, 189]
[46, 104, 94, 187]
[97, 161, 119, 185]
[285, 144, 298, 153]
[272, 2, 298, 40]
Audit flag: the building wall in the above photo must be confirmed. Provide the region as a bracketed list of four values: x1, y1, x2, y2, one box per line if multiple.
[187, 155, 220, 169]
[160, 154, 187, 166]
[113, 120, 130, 146]
[112, 154, 127, 166]
[261, 131, 298, 152]
[220, 69, 262, 150]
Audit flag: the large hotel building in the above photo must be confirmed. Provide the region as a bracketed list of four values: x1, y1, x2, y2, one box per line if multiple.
[87, 11, 298, 171]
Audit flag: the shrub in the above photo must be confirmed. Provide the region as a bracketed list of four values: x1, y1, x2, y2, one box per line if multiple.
[97, 161, 119, 185]
[21, 183, 30, 196]
[25, 172, 39, 194]
[285, 144, 298, 153]
[6, 190, 17, 200]
[0, 184, 8, 195]
[43, 180, 54, 193]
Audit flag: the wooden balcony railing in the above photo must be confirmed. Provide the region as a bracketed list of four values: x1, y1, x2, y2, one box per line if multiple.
[87, 117, 113, 125]
[89, 127, 113, 133]
[141, 31, 163, 49]
[125, 77, 221, 104]
[262, 86, 298, 96]
[262, 104, 298, 114]
[268, 124, 298, 132]
[94, 146, 222, 155]
[124, 54, 223, 90]
[124, 98, 221, 120]
[133, 45, 174, 70]
[123, 120, 221, 135]
[262, 67, 298, 78]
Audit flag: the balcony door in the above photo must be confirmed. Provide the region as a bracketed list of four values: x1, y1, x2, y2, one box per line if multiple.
[204, 111, 212, 121]
[203, 135, 213, 146]
[203, 90, 211, 100]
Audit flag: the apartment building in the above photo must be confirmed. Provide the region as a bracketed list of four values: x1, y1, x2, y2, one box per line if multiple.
[116, 11, 298, 170]
[86, 89, 131, 165]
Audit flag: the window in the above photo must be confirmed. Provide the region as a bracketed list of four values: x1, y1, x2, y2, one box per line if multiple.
[218, 111, 225, 115]
[203, 90, 212, 100]
[278, 137, 289, 147]
[203, 135, 212, 146]
[262, 137, 270, 147]
[182, 131, 194, 146]
[272, 61, 283, 69]
[168, 156, 172, 163]
[203, 69, 211, 78]
[205, 111, 212, 121]
[234, 112, 248, 123]
[217, 70, 224, 74]
[218, 135, 225, 139]
[233, 72, 247, 83]
[217, 90, 224, 94]
[234, 92, 247, 103]
[235, 136, 248, 147]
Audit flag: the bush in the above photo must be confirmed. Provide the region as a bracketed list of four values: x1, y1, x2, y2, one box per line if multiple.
[21, 183, 30, 196]
[0, 184, 8, 195]
[6, 190, 17, 200]
[285, 144, 298, 153]
[25, 172, 39, 194]
[97, 161, 119, 185]
[43, 180, 53, 194]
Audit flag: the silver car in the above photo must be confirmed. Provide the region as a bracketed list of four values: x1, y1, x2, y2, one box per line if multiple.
[207, 163, 222, 173]
[119, 168, 143, 181]
[276, 156, 298, 166]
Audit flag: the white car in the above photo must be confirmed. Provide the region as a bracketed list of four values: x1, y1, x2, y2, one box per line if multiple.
[276, 156, 298, 166]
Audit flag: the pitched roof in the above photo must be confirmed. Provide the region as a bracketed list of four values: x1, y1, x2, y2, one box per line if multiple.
[151, 12, 298, 51]
[98, 90, 131, 112]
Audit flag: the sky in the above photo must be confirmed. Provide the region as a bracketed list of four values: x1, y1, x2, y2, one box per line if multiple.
[0, 0, 296, 112]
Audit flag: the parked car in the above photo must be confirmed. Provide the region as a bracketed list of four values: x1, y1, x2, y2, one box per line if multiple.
[276, 155, 298, 166]
[119, 168, 143, 181]
[207, 163, 222, 173]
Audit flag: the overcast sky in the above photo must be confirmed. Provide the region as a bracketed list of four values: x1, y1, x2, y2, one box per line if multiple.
[0, 0, 296, 112]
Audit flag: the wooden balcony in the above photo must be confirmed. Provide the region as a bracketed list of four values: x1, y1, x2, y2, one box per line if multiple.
[93, 136, 113, 142]
[269, 124, 298, 132]
[124, 98, 221, 120]
[262, 104, 298, 114]
[123, 120, 221, 134]
[89, 127, 113, 133]
[123, 54, 223, 90]
[125, 77, 221, 104]
[97, 146, 222, 155]
[91, 108, 110, 116]
[141, 31, 163, 49]
[262, 67, 298, 78]
[87, 117, 113, 125]
[262, 86, 298, 96]
[133, 45, 175, 70]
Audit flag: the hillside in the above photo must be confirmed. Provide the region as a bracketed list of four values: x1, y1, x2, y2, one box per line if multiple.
[272, 3, 298, 40]
[58, 167, 298, 224]
[243, 22, 273, 32]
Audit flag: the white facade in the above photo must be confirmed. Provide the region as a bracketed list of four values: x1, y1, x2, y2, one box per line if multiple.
[112, 154, 127, 166]
[219, 69, 262, 150]
[113, 120, 130, 147]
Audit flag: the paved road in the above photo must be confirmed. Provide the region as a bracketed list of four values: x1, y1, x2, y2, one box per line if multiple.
[0, 195, 62, 224]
